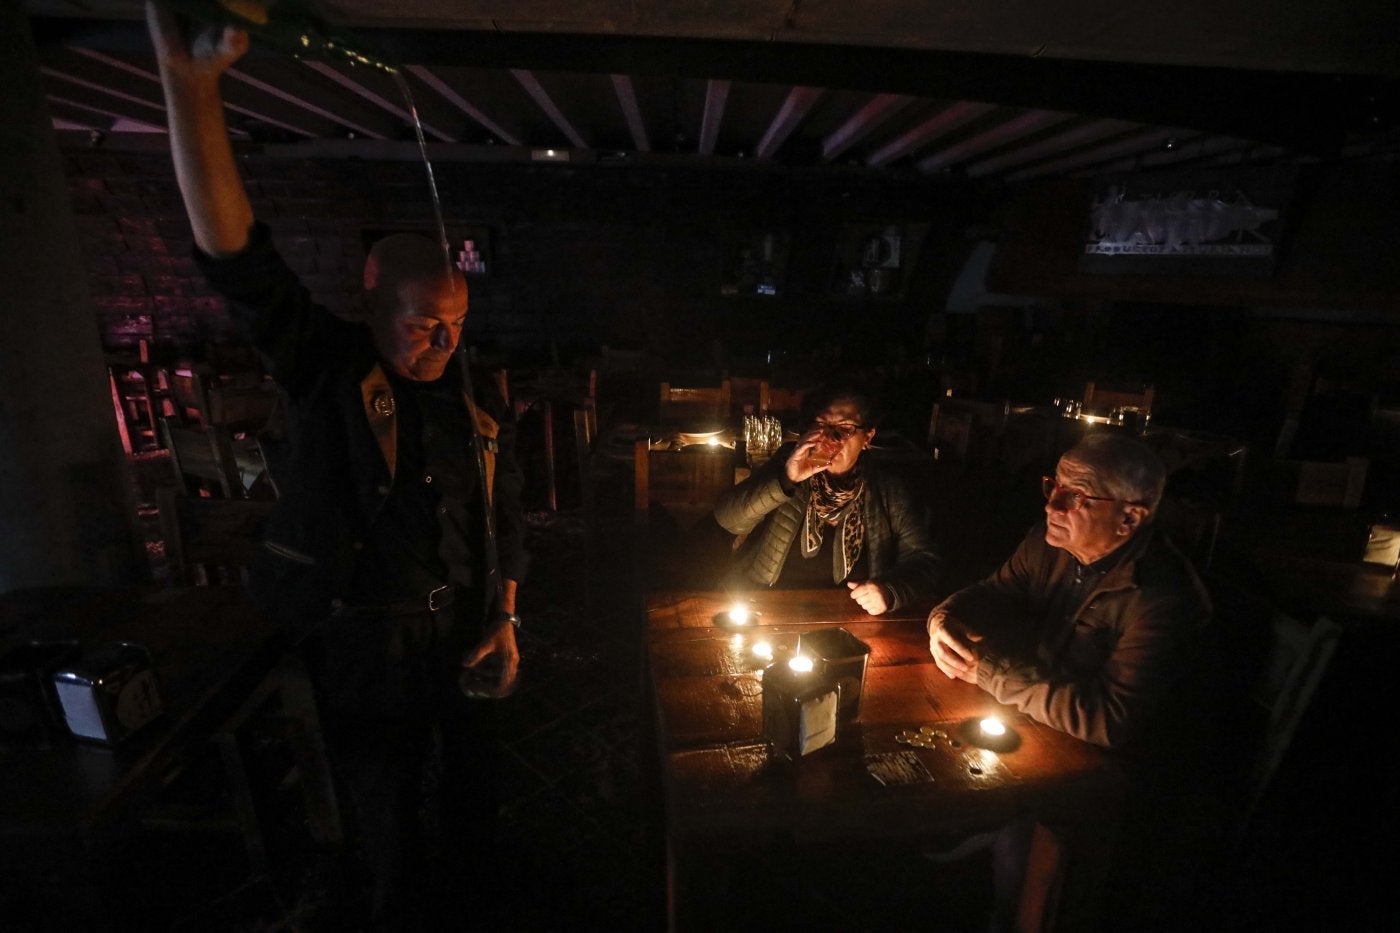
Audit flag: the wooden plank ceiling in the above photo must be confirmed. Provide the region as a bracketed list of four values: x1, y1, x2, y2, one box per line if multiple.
[24, 1, 1400, 183]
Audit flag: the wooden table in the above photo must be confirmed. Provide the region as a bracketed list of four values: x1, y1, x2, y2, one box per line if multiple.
[0, 585, 317, 922]
[646, 589, 1124, 930]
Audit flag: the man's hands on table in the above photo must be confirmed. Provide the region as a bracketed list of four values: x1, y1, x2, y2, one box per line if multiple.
[927, 608, 982, 683]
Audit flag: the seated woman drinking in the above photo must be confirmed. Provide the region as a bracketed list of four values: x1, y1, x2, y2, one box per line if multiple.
[714, 386, 939, 614]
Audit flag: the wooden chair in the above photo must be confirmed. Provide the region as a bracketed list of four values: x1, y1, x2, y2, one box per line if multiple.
[1240, 611, 1343, 835]
[634, 439, 736, 587]
[106, 340, 171, 452]
[1155, 496, 1223, 571]
[510, 367, 598, 511]
[207, 380, 282, 436]
[1084, 381, 1154, 414]
[147, 489, 342, 872]
[167, 364, 215, 427]
[928, 399, 1008, 464]
[156, 487, 275, 586]
[728, 376, 765, 418]
[659, 379, 731, 427]
[1207, 574, 1344, 841]
[1291, 456, 1369, 508]
[204, 341, 263, 381]
[634, 439, 735, 530]
[761, 383, 807, 425]
[159, 417, 244, 498]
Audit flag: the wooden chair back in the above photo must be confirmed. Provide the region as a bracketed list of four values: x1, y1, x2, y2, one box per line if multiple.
[156, 487, 276, 586]
[660, 380, 732, 427]
[1257, 456, 1369, 509]
[1155, 496, 1223, 571]
[159, 417, 244, 498]
[927, 399, 1007, 464]
[1209, 576, 1343, 841]
[634, 439, 735, 530]
[1084, 381, 1155, 413]
[506, 366, 598, 512]
[167, 364, 214, 426]
[727, 376, 765, 417]
[761, 383, 807, 424]
[204, 341, 262, 379]
[207, 381, 282, 436]
[1241, 611, 1342, 831]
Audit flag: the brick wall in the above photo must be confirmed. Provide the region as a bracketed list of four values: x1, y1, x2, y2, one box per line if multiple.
[61, 143, 982, 369]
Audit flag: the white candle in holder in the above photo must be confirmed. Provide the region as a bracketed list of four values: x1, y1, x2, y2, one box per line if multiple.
[979, 716, 1006, 737]
[752, 640, 773, 661]
[788, 654, 814, 673]
[727, 604, 750, 625]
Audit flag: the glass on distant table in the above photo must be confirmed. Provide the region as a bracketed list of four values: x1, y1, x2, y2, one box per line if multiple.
[744, 413, 783, 467]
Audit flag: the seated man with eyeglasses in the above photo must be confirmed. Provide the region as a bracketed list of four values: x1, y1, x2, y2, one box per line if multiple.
[927, 432, 1219, 930]
[927, 432, 1211, 747]
[715, 386, 939, 615]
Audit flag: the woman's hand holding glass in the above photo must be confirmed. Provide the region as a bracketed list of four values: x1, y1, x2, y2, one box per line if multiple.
[785, 425, 839, 484]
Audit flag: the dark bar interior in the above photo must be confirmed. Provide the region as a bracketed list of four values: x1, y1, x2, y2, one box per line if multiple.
[3, 2, 1396, 930]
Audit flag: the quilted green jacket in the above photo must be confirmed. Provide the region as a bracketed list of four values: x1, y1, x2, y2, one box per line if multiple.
[713, 447, 940, 611]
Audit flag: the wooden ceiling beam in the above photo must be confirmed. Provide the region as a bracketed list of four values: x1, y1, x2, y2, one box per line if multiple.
[511, 68, 589, 148]
[866, 100, 994, 167]
[65, 48, 320, 139]
[407, 65, 521, 146]
[610, 73, 650, 152]
[822, 93, 914, 161]
[755, 85, 824, 159]
[303, 61, 455, 141]
[46, 93, 167, 133]
[32, 18, 1381, 154]
[698, 79, 730, 156]
[918, 109, 1074, 172]
[966, 118, 1137, 177]
[1007, 126, 1184, 181]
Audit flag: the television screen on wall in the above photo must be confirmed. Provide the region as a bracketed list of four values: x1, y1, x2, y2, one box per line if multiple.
[1079, 165, 1297, 278]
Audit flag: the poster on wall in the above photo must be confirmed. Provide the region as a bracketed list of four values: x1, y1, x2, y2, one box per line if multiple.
[361, 225, 492, 277]
[720, 231, 790, 297]
[1080, 165, 1297, 278]
[829, 223, 928, 299]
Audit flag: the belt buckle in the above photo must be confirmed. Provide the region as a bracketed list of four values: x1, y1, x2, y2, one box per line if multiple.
[427, 584, 452, 613]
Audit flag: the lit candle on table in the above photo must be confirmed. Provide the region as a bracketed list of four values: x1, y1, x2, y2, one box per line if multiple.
[979, 716, 1006, 738]
[727, 603, 750, 625]
[752, 639, 773, 661]
[788, 654, 813, 673]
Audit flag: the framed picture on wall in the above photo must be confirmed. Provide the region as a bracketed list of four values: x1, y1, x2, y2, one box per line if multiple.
[720, 230, 790, 297]
[829, 223, 928, 299]
[361, 225, 493, 278]
[1079, 165, 1297, 277]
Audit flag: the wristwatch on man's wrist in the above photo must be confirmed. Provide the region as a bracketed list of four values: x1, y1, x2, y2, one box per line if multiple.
[494, 611, 523, 628]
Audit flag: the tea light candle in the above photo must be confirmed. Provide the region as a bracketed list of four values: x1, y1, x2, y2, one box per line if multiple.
[979, 716, 1006, 738]
[727, 604, 750, 625]
[707, 436, 720, 446]
[788, 654, 814, 673]
[752, 639, 774, 661]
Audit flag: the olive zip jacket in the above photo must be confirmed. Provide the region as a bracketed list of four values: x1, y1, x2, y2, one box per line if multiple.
[713, 447, 940, 612]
